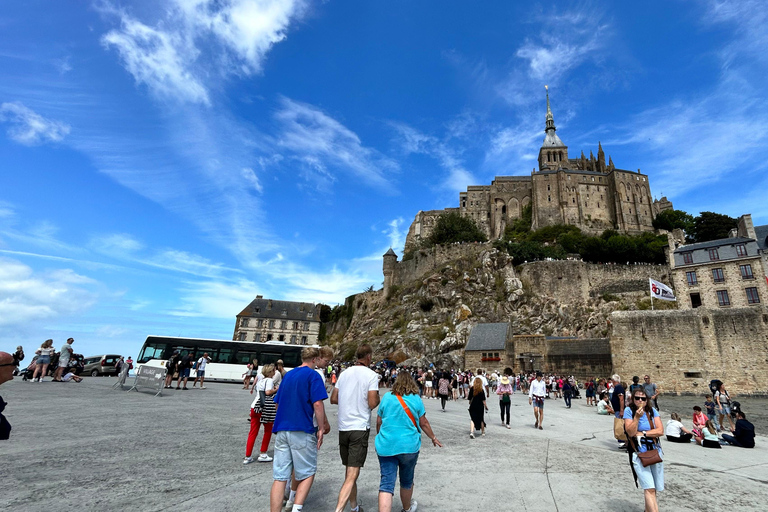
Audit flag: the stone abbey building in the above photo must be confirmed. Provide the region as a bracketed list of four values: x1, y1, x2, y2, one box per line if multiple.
[405, 89, 673, 251]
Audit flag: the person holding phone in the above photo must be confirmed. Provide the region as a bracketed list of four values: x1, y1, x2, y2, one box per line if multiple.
[624, 388, 664, 512]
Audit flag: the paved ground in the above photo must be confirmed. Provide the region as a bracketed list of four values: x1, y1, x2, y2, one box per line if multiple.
[1, 377, 766, 512]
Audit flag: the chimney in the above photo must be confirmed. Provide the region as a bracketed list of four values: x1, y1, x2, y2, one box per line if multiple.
[737, 214, 757, 240]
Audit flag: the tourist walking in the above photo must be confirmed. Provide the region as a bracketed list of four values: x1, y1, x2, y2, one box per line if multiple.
[497, 375, 513, 428]
[268, 347, 328, 512]
[175, 352, 194, 390]
[243, 358, 259, 389]
[528, 371, 546, 430]
[244, 364, 278, 464]
[53, 337, 74, 382]
[330, 344, 380, 512]
[643, 375, 660, 411]
[468, 377, 487, 438]
[32, 339, 55, 382]
[375, 371, 442, 512]
[437, 372, 451, 412]
[192, 353, 211, 388]
[624, 387, 664, 512]
[165, 350, 179, 389]
[585, 377, 595, 406]
[715, 383, 735, 432]
[562, 378, 573, 408]
[611, 374, 627, 449]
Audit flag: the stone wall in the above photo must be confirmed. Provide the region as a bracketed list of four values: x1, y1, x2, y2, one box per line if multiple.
[610, 306, 768, 395]
[508, 335, 612, 380]
[464, 349, 510, 376]
[518, 260, 671, 303]
[392, 242, 492, 288]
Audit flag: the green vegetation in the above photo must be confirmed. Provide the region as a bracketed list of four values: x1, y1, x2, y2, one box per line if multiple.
[652, 209, 694, 233]
[652, 209, 737, 244]
[427, 211, 487, 246]
[503, 203, 533, 240]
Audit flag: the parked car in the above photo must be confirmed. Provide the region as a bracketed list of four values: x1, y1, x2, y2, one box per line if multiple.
[83, 354, 122, 376]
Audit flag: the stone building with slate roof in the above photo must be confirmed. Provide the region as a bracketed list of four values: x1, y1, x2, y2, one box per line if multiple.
[404, 88, 673, 251]
[464, 322, 511, 372]
[233, 295, 322, 345]
[668, 214, 768, 309]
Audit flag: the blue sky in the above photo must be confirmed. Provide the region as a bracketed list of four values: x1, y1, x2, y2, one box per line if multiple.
[2, 0, 767, 359]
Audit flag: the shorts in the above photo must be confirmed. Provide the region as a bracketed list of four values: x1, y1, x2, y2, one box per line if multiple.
[180, 368, 191, 378]
[631, 453, 664, 491]
[58, 358, 70, 368]
[378, 452, 419, 494]
[339, 430, 369, 467]
[532, 397, 544, 409]
[720, 405, 731, 415]
[37, 355, 51, 365]
[196, 370, 205, 377]
[273, 431, 318, 481]
[425, 382, 432, 388]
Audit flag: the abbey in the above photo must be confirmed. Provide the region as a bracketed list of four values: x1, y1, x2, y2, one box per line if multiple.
[405, 89, 673, 251]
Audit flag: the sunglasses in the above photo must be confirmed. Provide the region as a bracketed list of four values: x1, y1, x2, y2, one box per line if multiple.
[634, 397, 648, 401]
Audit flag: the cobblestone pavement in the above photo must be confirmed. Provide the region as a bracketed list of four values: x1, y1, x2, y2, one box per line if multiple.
[1, 377, 766, 511]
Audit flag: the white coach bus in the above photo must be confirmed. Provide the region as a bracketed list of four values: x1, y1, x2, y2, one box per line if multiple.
[136, 335, 314, 382]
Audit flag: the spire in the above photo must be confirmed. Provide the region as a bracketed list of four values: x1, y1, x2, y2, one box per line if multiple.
[545, 85, 555, 132]
[597, 142, 606, 172]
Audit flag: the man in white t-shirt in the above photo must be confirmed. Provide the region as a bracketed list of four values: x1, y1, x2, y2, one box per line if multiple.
[192, 353, 211, 389]
[53, 338, 74, 382]
[476, 369, 489, 396]
[330, 344, 379, 512]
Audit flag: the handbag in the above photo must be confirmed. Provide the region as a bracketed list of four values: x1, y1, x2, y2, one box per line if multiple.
[614, 416, 628, 441]
[636, 445, 663, 467]
[501, 393, 511, 404]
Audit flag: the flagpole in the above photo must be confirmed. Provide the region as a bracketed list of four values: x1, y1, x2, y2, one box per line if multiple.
[651, 294, 654, 311]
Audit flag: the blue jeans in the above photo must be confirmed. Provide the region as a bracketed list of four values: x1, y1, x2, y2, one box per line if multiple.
[378, 452, 419, 494]
[564, 391, 572, 408]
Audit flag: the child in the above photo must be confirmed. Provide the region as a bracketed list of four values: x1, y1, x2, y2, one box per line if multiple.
[704, 395, 716, 423]
[692, 405, 707, 438]
[695, 419, 721, 449]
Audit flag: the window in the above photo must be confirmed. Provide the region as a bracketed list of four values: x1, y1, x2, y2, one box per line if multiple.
[740, 264, 754, 279]
[278, 334, 285, 341]
[280, 320, 287, 329]
[266, 333, 273, 341]
[241, 318, 249, 327]
[281, 309, 287, 317]
[304, 322, 310, 331]
[293, 321, 299, 330]
[708, 248, 720, 261]
[716, 290, 730, 306]
[482, 353, 487, 358]
[686, 271, 697, 286]
[237, 332, 246, 341]
[736, 244, 747, 257]
[290, 335, 297, 343]
[682, 252, 693, 265]
[268, 320, 275, 328]
[690, 293, 702, 308]
[138, 342, 167, 363]
[712, 268, 725, 283]
[548, 195, 551, 202]
[301, 336, 308, 345]
[307, 312, 313, 319]
[684, 372, 702, 378]
[547, 185, 550, 191]
[215, 348, 234, 364]
[746, 287, 760, 304]
[257, 319, 263, 328]
[254, 334, 261, 342]
[255, 307, 260, 313]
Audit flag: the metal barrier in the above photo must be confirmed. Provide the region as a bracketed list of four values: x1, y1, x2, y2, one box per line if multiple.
[112, 364, 130, 390]
[127, 365, 166, 397]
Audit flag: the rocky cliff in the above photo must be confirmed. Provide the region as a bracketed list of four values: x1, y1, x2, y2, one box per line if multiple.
[324, 246, 673, 368]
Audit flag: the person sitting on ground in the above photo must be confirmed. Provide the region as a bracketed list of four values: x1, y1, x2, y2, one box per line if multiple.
[692, 406, 707, 438]
[61, 371, 83, 383]
[596, 391, 614, 415]
[695, 419, 721, 448]
[666, 412, 694, 443]
[722, 411, 755, 448]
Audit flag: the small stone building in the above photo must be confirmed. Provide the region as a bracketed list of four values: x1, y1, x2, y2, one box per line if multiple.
[233, 296, 322, 345]
[669, 214, 768, 309]
[463, 323, 511, 373]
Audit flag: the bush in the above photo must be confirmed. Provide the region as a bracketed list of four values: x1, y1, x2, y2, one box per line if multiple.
[427, 212, 487, 246]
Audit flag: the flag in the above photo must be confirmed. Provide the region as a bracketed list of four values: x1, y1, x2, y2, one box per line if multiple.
[649, 278, 676, 301]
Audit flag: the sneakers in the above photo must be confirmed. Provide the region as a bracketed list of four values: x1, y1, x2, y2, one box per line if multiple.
[506, 424, 511, 429]
[402, 500, 418, 512]
[257, 453, 273, 462]
[618, 442, 627, 450]
[243, 456, 255, 465]
[200, 386, 206, 389]
[470, 433, 475, 439]
[283, 499, 294, 511]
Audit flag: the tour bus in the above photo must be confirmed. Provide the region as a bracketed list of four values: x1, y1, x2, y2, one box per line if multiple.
[136, 335, 315, 382]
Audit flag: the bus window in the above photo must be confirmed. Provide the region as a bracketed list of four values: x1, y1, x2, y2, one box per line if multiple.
[173, 346, 197, 358]
[215, 348, 235, 364]
[195, 347, 219, 360]
[261, 352, 281, 365]
[234, 351, 259, 365]
[138, 342, 169, 363]
[282, 350, 301, 368]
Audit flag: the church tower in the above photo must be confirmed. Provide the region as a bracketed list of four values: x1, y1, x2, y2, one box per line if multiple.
[537, 86, 569, 171]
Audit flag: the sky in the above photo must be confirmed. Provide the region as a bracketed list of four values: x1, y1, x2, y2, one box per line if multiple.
[2, 0, 767, 359]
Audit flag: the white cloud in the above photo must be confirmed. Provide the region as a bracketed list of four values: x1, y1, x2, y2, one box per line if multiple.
[0, 101, 71, 145]
[101, 0, 309, 103]
[0, 257, 98, 327]
[241, 167, 263, 193]
[275, 97, 398, 192]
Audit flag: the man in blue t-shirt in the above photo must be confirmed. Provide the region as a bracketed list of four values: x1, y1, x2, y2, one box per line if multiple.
[269, 347, 329, 512]
[610, 374, 627, 449]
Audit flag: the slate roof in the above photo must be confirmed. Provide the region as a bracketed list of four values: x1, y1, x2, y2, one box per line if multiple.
[755, 224, 768, 251]
[673, 236, 754, 253]
[238, 298, 318, 322]
[465, 323, 509, 351]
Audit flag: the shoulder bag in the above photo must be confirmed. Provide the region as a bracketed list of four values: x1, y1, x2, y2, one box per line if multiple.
[628, 411, 662, 467]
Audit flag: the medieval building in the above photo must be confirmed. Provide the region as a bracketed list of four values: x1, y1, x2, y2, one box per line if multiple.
[405, 88, 673, 251]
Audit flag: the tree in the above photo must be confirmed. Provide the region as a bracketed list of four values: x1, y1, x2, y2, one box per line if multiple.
[652, 209, 694, 233]
[428, 212, 487, 246]
[690, 212, 737, 243]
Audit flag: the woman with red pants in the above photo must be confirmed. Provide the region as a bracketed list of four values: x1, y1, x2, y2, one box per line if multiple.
[243, 363, 277, 464]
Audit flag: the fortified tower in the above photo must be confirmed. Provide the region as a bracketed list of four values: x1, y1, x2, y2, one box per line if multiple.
[382, 248, 398, 296]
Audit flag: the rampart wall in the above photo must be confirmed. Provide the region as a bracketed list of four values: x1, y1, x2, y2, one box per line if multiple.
[392, 243, 491, 287]
[508, 335, 612, 381]
[610, 307, 768, 395]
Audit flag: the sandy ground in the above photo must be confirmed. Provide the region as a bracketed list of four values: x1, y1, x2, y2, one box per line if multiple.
[1, 376, 766, 512]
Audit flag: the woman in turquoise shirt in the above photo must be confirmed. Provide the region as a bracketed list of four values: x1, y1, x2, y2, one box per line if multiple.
[376, 372, 442, 512]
